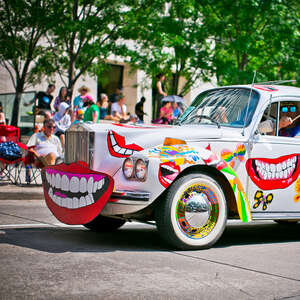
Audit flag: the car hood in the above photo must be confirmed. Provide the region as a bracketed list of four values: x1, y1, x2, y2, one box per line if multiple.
[67, 122, 223, 175]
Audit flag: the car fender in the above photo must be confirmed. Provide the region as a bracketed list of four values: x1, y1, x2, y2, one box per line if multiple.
[146, 143, 252, 223]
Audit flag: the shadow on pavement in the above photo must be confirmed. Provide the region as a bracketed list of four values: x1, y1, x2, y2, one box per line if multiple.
[216, 222, 300, 248]
[0, 222, 299, 253]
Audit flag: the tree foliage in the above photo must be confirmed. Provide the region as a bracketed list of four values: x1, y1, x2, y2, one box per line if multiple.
[125, 0, 212, 95]
[201, 0, 300, 85]
[0, 0, 59, 125]
[45, 0, 160, 96]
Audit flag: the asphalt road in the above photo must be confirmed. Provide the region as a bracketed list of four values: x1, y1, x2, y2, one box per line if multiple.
[0, 199, 300, 300]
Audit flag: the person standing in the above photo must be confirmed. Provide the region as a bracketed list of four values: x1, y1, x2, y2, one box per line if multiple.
[153, 73, 167, 119]
[52, 87, 70, 112]
[73, 85, 90, 112]
[83, 95, 100, 123]
[135, 96, 147, 123]
[98, 93, 109, 120]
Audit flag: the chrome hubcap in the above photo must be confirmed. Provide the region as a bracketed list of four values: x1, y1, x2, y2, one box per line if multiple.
[185, 191, 211, 228]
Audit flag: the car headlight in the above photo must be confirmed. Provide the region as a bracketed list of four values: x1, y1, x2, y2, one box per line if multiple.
[134, 159, 147, 181]
[123, 158, 134, 179]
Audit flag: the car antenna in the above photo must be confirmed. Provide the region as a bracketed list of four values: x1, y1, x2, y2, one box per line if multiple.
[242, 71, 257, 136]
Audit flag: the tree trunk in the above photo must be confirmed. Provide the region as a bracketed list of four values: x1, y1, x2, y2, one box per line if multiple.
[11, 86, 24, 127]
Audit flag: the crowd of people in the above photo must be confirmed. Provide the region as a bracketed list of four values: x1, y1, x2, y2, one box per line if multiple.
[2, 74, 184, 170]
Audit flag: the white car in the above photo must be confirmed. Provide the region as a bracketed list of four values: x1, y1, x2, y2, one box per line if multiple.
[42, 84, 300, 249]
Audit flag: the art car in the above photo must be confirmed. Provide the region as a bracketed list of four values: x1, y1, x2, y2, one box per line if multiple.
[42, 84, 300, 249]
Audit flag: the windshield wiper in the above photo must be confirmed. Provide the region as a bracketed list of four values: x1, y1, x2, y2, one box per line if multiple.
[185, 115, 221, 128]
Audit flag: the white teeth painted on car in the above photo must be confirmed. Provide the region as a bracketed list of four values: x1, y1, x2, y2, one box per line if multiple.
[79, 196, 86, 208]
[109, 131, 140, 157]
[255, 156, 297, 180]
[45, 171, 106, 209]
[61, 175, 69, 191]
[86, 194, 93, 205]
[87, 177, 94, 194]
[79, 177, 87, 193]
[70, 176, 79, 193]
[51, 173, 55, 187]
[72, 197, 79, 209]
[270, 164, 275, 172]
[110, 133, 117, 146]
[98, 179, 103, 190]
[55, 173, 61, 189]
[113, 145, 121, 153]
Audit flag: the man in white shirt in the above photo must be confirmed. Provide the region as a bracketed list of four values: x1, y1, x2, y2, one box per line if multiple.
[27, 119, 63, 167]
[110, 94, 128, 121]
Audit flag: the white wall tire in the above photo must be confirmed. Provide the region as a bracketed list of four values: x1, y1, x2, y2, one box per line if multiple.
[155, 172, 227, 250]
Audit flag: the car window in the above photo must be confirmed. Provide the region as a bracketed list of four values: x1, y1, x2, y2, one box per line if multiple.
[179, 88, 259, 127]
[259, 100, 300, 137]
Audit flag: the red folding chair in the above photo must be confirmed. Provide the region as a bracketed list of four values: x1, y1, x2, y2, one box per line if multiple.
[0, 125, 27, 184]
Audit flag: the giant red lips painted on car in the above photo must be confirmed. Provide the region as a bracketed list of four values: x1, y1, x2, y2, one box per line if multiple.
[41, 162, 114, 225]
[246, 154, 300, 190]
[158, 161, 180, 188]
[107, 130, 143, 158]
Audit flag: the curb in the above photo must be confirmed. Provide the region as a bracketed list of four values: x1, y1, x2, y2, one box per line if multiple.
[0, 183, 44, 200]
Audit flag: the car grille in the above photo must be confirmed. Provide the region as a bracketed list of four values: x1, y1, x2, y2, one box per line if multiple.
[64, 126, 94, 167]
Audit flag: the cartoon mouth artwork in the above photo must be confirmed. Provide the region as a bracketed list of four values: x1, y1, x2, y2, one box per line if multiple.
[41, 162, 114, 225]
[246, 154, 300, 190]
[158, 161, 180, 188]
[107, 130, 143, 158]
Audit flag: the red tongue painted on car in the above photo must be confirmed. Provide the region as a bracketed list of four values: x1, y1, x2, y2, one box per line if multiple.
[41, 162, 114, 225]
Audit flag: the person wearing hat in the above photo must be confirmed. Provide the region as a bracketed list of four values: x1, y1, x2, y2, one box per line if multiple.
[73, 85, 90, 112]
[53, 102, 71, 148]
[83, 95, 100, 123]
[72, 109, 84, 124]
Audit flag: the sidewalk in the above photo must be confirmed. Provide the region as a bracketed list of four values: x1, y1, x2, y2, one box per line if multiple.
[0, 182, 44, 200]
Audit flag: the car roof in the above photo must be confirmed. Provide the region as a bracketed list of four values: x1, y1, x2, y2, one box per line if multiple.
[218, 84, 300, 98]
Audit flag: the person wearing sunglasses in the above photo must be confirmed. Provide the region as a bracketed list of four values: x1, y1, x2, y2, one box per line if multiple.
[27, 119, 63, 167]
[278, 102, 300, 137]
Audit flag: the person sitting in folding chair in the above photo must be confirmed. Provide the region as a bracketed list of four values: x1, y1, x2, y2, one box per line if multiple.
[27, 119, 63, 167]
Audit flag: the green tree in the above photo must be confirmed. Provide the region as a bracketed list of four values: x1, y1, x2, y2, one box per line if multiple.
[0, 0, 59, 126]
[202, 0, 300, 85]
[46, 0, 157, 97]
[125, 0, 212, 96]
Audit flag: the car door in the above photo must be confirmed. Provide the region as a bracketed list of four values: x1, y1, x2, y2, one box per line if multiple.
[246, 97, 300, 218]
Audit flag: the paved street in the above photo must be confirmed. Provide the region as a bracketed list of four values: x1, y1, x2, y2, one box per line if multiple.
[0, 184, 300, 299]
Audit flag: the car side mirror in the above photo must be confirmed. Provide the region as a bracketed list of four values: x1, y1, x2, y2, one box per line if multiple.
[257, 120, 274, 134]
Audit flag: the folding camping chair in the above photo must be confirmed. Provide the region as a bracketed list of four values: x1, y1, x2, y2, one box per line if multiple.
[0, 125, 27, 184]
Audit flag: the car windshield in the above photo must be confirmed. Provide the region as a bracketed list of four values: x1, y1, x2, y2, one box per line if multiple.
[178, 88, 259, 128]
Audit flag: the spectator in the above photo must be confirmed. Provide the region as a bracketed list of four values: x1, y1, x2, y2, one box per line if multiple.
[153, 73, 167, 119]
[25, 84, 55, 118]
[83, 95, 99, 123]
[52, 87, 70, 112]
[172, 102, 183, 119]
[111, 94, 128, 122]
[135, 96, 147, 123]
[53, 102, 71, 148]
[72, 109, 84, 124]
[98, 93, 109, 120]
[109, 87, 123, 104]
[0, 102, 6, 125]
[73, 85, 90, 112]
[159, 101, 173, 124]
[27, 119, 63, 167]
[129, 114, 138, 124]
